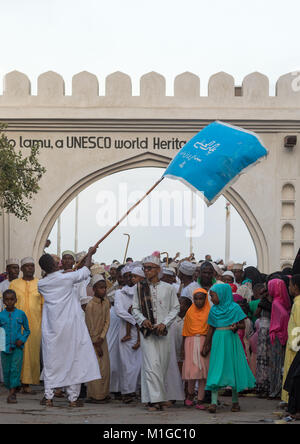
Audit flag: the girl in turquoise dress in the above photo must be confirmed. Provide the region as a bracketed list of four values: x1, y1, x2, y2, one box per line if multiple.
[202, 283, 256, 413]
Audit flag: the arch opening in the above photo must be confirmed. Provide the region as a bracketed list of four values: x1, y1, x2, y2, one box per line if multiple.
[34, 153, 268, 271]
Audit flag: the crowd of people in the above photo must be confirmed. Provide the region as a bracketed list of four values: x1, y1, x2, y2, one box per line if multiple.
[0, 247, 300, 419]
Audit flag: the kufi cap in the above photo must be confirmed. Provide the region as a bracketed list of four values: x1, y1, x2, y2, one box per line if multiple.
[90, 263, 105, 276]
[6, 258, 19, 266]
[62, 250, 76, 260]
[232, 263, 244, 270]
[121, 264, 133, 275]
[21, 257, 35, 267]
[131, 261, 142, 267]
[178, 261, 196, 276]
[162, 267, 176, 276]
[142, 255, 161, 267]
[90, 274, 106, 287]
[131, 266, 145, 278]
[109, 263, 118, 270]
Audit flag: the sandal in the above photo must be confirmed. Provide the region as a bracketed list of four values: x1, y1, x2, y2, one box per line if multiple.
[208, 404, 217, 413]
[40, 397, 53, 407]
[7, 394, 17, 404]
[69, 399, 84, 407]
[184, 399, 194, 407]
[147, 403, 160, 412]
[195, 403, 206, 410]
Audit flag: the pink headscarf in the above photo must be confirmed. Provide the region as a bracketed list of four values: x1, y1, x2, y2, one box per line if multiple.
[268, 279, 291, 346]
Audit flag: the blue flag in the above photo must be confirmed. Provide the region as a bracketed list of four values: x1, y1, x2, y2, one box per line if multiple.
[163, 121, 268, 205]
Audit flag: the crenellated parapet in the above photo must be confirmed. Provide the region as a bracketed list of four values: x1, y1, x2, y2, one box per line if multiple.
[0, 70, 299, 121]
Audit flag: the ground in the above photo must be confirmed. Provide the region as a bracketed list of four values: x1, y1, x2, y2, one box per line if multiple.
[0, 384, 295, 425]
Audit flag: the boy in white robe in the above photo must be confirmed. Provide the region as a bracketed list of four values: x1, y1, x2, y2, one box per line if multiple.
[114, 264, 142, 403]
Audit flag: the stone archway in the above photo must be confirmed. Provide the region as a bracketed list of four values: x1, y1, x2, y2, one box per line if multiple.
[33, 151, 268, 271]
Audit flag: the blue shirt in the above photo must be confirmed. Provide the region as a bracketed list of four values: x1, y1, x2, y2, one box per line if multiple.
[0, 308, 30, 354]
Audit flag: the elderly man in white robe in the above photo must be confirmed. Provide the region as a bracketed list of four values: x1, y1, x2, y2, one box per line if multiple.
[114, 264, 142, 403]
[132, 255, 180, 412]
[38, 247, 101, 407]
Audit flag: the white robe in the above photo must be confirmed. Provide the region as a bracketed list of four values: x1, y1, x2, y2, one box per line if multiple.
[114, 285, 141, 394]
[180, 281, 199, 301]
[132, 280, 180, 404]
[107, 305, 122, 392]
[38, 266, 101, 389]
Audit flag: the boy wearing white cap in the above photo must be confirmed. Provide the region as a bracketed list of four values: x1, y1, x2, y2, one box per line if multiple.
[0, 259, 20, 300]
[114, 264, 142, 403]
[85, 275, 110, 403]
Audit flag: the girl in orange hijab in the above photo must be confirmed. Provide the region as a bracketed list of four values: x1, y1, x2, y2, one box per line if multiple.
[181, 288, 211, 410]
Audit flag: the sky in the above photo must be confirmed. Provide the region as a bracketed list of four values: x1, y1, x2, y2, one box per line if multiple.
[1, 0, 300, 265]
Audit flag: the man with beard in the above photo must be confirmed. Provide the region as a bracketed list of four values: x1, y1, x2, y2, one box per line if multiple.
[197, 261, 216, 292]
[132, 255, 179, 412]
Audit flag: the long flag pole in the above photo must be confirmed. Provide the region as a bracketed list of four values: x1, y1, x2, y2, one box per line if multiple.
[75, 177, 164, 268]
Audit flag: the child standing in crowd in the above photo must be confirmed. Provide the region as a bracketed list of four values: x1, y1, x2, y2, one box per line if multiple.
[120, 267, 144, 350]
[255, 287, 272, 397]
[85, 275, 110, 404]
[0, 289, 30, 404]
[182, 288, 211, 410]
[202, 283, 256, 413]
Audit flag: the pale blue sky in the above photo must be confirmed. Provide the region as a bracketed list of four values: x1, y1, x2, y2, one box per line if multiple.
[1, 0, 300, 265]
